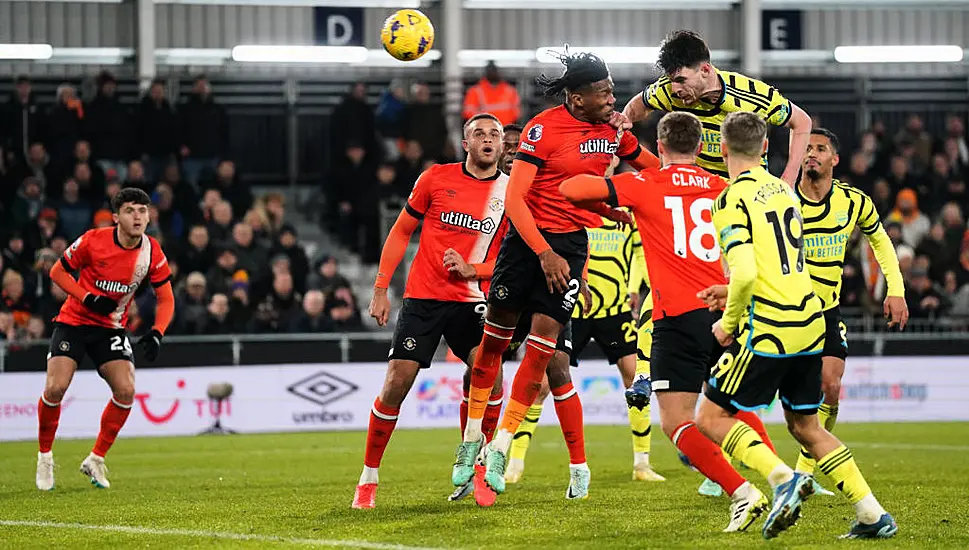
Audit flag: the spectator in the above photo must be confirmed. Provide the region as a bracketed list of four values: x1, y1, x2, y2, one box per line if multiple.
[885, 155, 919, 194]
[28, 247, 56, 307]
[2, 76, 45, 163]
[871, 178, 894, 216]
[204, 160, 252, 217]
[895, 114, 933, 170]
[916, 223, 955, 282]
[243, 207, 273, 245]
[9, 142, 55, 201]
[179, 224, 214, 277]
[159, 163, 199, 221]
[46, 84, 84, 166]
[73, 162, 102, 203]
[227, 270, 252, 326]
[38, 282, 67, 333]
[2, 233, 29, 275]
[270, 224, 310, 293]
[173, 271, 209, 335]
[92, 208, 114, 229]
[329, 82, 378, 161]
[24, 208, 60, 258]
[375, 79, 408, 161]
[208, 200, 234, 243]
[941, 114, 968, 166]
[231, 222, 268, 276]
[289, 290, 332, 333]
[199, 187, 221, 222]
[886, 189, 930, 248]
[843, 151, 874, 194]
[309, 254, 351, 293]
[124, 159, 151, 194]
[943, 136, 968, 179]
[153, 182, 185, 243]
[325, 143, 373, 248]
[323, 284, 363, 331]
[394, 140, 424, 195]
[462, 61, 521, 126]
[59, 140, 105, 198]
[85, 71, 130, 181]
[179, 75, 228, 187]
[1, 269, 34, 329]
[262, 192, 286, 237]
[250, 271, 301, 333]
[57, 178, 93, 241]
[11, 177, 44, 230]
[905, 266, 948, 319]
[206, 245, 243, 296]
[404, 82, 447, 161]
[204, 293, 236, 334]
[940, 202, 966, 250]
[138, 78, 179, 181]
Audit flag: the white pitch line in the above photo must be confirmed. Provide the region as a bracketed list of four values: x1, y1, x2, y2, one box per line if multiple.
[0, 520, 449, 550]
[846, 441, 969, 452]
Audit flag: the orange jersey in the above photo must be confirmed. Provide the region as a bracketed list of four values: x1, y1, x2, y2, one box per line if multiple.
[404, 163, 509, 302]
[608, 164, 728, 319]
[55, 227, 172, 329]
[516, 105, 640, 233]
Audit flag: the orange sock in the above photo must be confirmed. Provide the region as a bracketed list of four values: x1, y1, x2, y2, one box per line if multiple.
[552, 382, 586, 465]
[734, 410, 776, 454]
[38, 395, 61, 453]
[364, 398, 400, 468]
[460, 390, 469, 438]
[499, 334, 555, 435]
[465, 321, 515, 441]
[483, 389, 504, 442]
[92, 398, 133, 458]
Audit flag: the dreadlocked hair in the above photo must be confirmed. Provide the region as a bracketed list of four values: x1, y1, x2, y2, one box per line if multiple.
[536, 46, 610, 98]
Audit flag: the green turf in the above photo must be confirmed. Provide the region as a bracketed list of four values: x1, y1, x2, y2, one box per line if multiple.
[1, 422, 967, 549]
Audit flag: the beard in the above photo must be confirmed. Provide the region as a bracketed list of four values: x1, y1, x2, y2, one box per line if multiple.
[805, 168, 822, 181]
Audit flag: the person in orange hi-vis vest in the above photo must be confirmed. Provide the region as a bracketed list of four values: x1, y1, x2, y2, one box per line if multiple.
[463, 61, 521, 126]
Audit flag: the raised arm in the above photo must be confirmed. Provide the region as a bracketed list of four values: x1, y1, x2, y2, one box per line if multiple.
[780, 102, 812, 186]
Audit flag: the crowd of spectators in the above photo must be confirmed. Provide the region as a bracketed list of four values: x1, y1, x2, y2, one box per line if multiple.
[0, 72, 362, 346]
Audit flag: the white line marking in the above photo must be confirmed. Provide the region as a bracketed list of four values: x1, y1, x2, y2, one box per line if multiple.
[846, 441, 969, 452]
[0, 520, 448, 550]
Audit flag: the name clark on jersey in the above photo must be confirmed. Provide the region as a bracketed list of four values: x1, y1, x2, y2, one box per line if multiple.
[440, 211, 496, 234]
[672, 172, 712, 189]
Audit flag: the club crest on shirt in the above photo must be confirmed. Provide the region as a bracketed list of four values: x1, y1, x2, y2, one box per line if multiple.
[527, 124, 543, 142]
[134, 264, 149, 282]
[59, 341, 70, 352]
[835, 210, 849, 225]
[494, 285, 509, 300]
[403, 337, 417, 351]
[489, 197, 503, 212]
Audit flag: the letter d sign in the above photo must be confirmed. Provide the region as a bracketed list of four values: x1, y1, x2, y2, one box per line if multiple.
[313, 7, 364, 47]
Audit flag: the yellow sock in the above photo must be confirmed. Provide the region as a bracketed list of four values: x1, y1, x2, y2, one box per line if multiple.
[509, 404, 543, 461]
[722, 421, 787, 482]
[795, 403, 839, 473]
[817, 445, 872, 504]
[628, 404, 651, 454]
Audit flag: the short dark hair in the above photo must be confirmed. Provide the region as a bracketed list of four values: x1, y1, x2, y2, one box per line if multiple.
[463, 113, 502, 137]
[111, 187, 151, 212]
[656, 30, 711, 75]
[721, 112, 767, 158]
[811, 128, 840, 154]
[503, 124, 524, 135]
[657, 112, 703, 155]
[536, 48, 610, 98]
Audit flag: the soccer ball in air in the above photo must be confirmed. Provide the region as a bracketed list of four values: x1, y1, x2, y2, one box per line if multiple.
[381, 9, 435, 61]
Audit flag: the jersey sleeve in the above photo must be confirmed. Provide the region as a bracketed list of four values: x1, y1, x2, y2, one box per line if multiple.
[405, 169, 434, 219]
[515, 118, 555, 167]
[854, 190, 882, 235]
[606, 171, 649, 210]
[641, 77, 673, 112]
[712, 188, 753, 256]
[61, 231, 92, 271]
[149, 238, 173, 287]
[757, 78, 793, 127]
[616, 130, 641, 160]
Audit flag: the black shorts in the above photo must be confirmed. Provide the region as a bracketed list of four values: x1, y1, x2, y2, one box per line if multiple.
[48, 322, 134, 368]
[704, 342, 823, 415]
[489, 227, 589, 326]
[822, 307, 848, 360]
[569, 314, 637, 366]
[389, 298, 485, 368]
[503, 310, 573, 361]
[651, 309, 723, 393]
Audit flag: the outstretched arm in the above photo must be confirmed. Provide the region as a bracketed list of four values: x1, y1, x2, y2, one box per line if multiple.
[780, 102, 812, 186]
[370, 209, 420, 327]
[505, 159, 551, 254]
[50, 259, 89, 302]
[622, 92, 653, 125]
[152, 281, 175, 335]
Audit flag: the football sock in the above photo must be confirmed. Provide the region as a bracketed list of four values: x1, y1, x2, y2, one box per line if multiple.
[734, 410, 777, 453]
[721, 421, 792, 488]
[459, 391, 469, 438]
[494, 335, 556, 453]
[795, 403, 838, 473]
[482, 389, 504, 442]
[464, 321, 515, 442]
[37, 395, 61, 453]
[629, 403, 652, 456]
[92, 397, 133, 458]
[552, 382, 586, 465]
[363, 398, 400, 470]
[672, 421, 746, 496]
[817, 444, 884, 524]
[509, 404, 543, 461]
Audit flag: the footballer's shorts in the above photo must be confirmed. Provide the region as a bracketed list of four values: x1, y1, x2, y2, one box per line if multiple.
[48, 322, 134, 369]
[503, 309, 573, 362]
[489, 227, 588, 326]
[389, 298, 485, 368]
[650, 309, 723, 394]
[569, 313, 637, 366]
[704, 342, 823, 415]
[822, 306, 848, 360]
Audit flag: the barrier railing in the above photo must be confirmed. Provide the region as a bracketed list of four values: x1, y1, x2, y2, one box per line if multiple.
[3, 322, 969, 372]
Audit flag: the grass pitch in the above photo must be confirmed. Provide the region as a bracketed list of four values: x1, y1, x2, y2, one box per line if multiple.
[1, 422, 967, 549]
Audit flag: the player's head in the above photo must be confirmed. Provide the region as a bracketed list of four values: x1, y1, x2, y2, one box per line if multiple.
[721, 112, 768, 162]
[462, 113, 503, 170]
[656, 30, 714, 105]
[110, 187, 151, 238]
[803, 128, 840, 182]
[656, 112, 703, 163]
[501, 123, 523, 174]
[537, 48, 615, 123]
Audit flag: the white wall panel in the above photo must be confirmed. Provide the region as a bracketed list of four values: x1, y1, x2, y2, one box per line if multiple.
[0, 1, 133, 47]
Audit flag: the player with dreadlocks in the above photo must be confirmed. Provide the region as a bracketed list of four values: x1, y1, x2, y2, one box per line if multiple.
[451, 48, 661, 506]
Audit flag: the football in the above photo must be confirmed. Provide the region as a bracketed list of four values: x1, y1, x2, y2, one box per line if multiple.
[380, 9, 435, 61]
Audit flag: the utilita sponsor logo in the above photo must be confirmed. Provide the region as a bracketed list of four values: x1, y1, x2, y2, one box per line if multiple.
[0, 397, 74, 419]
[135, 379, 233, 424]
[415, 376, 463, 419]
[841, 382, 928, 402]
[96, 280, 137, 294]
[579, 139, 619, 155]
[287, 371, 357, 425]
[439, 211, 496, 234]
